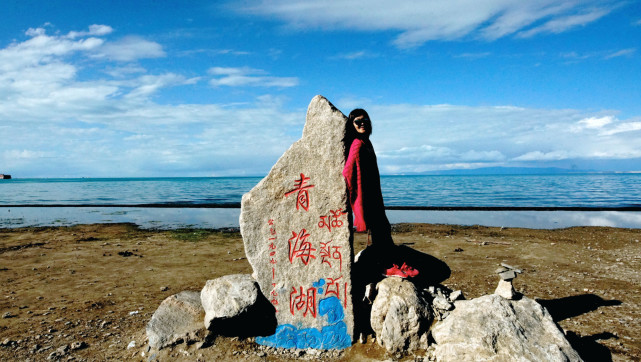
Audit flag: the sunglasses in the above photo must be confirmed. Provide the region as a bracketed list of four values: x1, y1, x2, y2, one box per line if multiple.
[353, 119, 370, 126]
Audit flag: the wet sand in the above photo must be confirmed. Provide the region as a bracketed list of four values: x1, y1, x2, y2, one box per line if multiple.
[1, 223, 639, 361]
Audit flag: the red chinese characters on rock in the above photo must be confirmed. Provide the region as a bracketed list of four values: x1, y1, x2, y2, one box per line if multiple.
[319, 240, 343, 272]
[284, 173, 315, 211]
[288, 229, 316, 265]
[318, 208, 347, 232]
[267, 219, 278, 309]
[290, 286, 317, 318]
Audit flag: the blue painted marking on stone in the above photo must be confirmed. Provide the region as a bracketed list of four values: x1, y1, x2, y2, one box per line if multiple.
[312, 279, 326, 288]
[321, 321, 351, 349]
[256, 324, 297, 349]
[255, 296, 351, 349]
[319, 296, 344, 324]
[296, 327, 322, 349]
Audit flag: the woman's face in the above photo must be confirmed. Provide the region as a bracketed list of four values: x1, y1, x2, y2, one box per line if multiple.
[353, 115, 370, 135]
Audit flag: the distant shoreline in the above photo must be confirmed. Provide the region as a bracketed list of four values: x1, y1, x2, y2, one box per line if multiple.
[2, 207, 641, 230]
[3, 204, 641, 211]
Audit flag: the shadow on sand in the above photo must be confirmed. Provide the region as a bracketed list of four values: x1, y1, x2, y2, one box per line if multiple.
[353, 244, 451, 288]
[537, 294, 622, 362]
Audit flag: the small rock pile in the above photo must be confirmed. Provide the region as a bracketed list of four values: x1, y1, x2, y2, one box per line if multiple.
[494, 262, 522, 300]
[146, 274, 274, 352]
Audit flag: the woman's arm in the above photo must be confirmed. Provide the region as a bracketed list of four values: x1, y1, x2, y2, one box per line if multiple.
[343, 139, 367, 232]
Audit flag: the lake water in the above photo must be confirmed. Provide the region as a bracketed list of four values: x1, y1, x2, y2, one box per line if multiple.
[1, 174, 641, 229]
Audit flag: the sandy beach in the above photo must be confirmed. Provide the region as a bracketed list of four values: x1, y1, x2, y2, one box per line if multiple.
[1, 222, 640, 361]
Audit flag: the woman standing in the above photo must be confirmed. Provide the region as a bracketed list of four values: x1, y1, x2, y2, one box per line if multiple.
[342, 108, 394, 248]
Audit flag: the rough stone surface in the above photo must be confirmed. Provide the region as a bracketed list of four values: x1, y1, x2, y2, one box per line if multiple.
[431, 294, 582, 362]
[370, 277, 432, 353]
[499, 270, 517, 280]
[448, 290, 463, 302]
[146, 291, 206, 350]
[432, 295, 453, 311]
[495, 279, 517, 299]
[201, 274, 259, 329]
[240, 95, 353, 349]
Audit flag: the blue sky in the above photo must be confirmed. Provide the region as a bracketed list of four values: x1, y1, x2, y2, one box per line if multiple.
[1, 0, 640, 177]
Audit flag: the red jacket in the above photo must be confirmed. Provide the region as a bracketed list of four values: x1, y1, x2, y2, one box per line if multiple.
[342, 138, 386, 232]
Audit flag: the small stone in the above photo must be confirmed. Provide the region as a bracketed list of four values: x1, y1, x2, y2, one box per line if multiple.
[449, 290, 464, 302]
[127, 341, 136, 349]
[160, 286, 169, 292]
[433, 296, 454, 311]
[1, 338, 15, 346]
[495, 279, 517, 300]
[70, 341, 87, 350]
[495, 266, 509, 274]
[499, 270, 517, 281]
[2, 312, 14, 318]
[47, 345, 69, 360]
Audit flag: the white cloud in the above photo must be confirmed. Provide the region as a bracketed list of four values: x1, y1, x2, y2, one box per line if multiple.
[0, 28, 104, 72]
[600, 122, 641, 136]
[238, 0, 622, 47]
[331, 50, 375, 60]
[512, 150, 571, 161]
[455, 52, 492, 59]
[67, 24, 114, 39]
[517, 7, 612, 38]
[578, 115, 614, 129]
[605, 48, 636, 59]
[92, 36, 166, 62]
[125, 73, 200, 99]
[208, 66, 298, 87]
[103, 64, 147, 78]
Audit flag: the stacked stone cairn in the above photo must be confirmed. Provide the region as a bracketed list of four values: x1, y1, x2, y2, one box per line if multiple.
[144, 95, 583, 361]
[495, 262, 522, 300]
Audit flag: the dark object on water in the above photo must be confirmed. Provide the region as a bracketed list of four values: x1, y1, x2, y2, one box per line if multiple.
[0, 174, 11, 179]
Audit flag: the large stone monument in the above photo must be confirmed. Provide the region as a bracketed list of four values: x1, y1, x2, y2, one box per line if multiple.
[240, 95, 353, 349]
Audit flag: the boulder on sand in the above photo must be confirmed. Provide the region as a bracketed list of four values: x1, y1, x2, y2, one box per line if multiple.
[370, 277, 432, 353]
[431, 294, 582, 361]
[146, 291, 206, 350]
[200, 274, 276, 337]
[240, 95, 354, 349]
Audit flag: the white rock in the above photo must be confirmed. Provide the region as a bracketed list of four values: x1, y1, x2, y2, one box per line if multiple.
[240, 95, 354, 347]
[146, 291, 206, 350]
[433, 296, 453, 311]
[495, 279, 517, 300]
[448, 290, 463, 302]
[201, 274, 259, 329]
[431, 294, 582, 361]
[370, 277, 432, 353]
